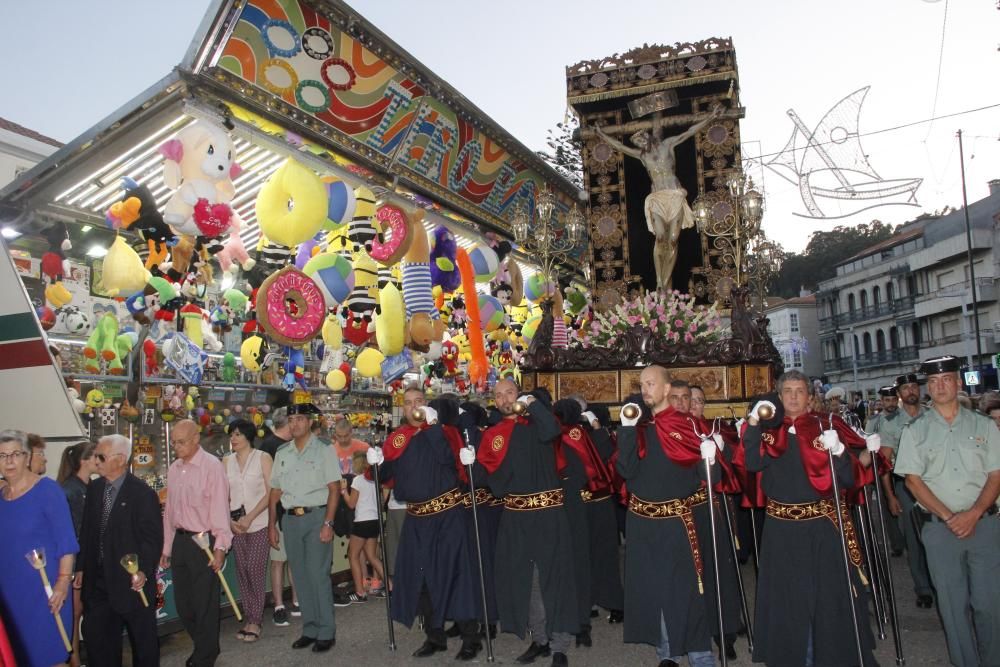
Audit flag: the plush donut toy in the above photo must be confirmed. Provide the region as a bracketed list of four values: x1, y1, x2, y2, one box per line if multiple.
[256, 266, 326, 347]
[255, 158, 328, 248]
[368, 203, 413, 266]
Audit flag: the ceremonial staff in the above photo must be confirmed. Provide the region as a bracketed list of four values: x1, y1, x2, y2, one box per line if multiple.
[460, 428, 495, 663]
[370, 420, 396, 651]
[694, 421, 728, 667]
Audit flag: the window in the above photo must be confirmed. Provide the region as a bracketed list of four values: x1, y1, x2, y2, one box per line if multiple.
[941, 319, 959, 338]
[790, 312, 799, 333]
[792, 350, 802, 366]
[937, 270, 955, 289]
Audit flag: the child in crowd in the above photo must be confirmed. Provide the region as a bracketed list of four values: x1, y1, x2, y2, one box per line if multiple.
[341, 451, 386, 603]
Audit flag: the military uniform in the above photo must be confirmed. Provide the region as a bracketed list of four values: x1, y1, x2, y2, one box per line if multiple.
[270, 432, 341, 643]
[895, 403, 1000, 666]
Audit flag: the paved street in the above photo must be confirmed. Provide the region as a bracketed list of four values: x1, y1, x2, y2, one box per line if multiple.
[155, 553, 950, 666]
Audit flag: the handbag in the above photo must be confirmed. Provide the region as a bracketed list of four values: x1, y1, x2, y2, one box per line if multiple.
[230, 505, 246, 522]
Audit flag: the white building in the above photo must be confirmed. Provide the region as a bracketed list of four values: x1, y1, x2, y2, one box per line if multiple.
[817, 181, 1000, 396]
[0, 117, 61, 190]
[766, 293, 822, 378]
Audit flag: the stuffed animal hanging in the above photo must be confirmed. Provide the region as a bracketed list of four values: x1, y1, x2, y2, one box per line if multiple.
[401, 210, 446, 352]
[108, 178, 177, 272]
[40, 222, 73, 307]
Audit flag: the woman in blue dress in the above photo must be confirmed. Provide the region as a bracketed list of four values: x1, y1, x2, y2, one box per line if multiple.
[0, 430, 79, 667]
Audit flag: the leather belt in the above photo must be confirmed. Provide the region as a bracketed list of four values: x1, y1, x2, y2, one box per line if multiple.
[918, 505, 997, 523]
[286, 506, 323, 517]
[503, 488, 565, 511]
[628, 494, 704, 593]
[175, 528, 202, 536]
[766, 498, 864, 569]
[580, 488, 612, 503]
[407, 488, 465, 517]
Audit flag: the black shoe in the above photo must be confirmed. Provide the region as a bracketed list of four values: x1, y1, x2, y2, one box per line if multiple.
[312, 639, 334, 652]
[551, 653, 568, 667]
[292, 636, 316, 649]
[658, 661, 681, 667]
[516, 641, 551, 664]
[413, 640, 448, 658]
[725, 642, 737, 660]
[917, 594, 934, 608]
[478, 623, 497, 639]
[576, 629, 592, 647]
[608, 609, 624, 624]
[446, 623, 462, 638]
[456, 640, 482, 661]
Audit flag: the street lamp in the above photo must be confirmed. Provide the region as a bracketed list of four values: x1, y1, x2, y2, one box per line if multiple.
[692, 171, 765, 299]
[510, 188, 586, 288]
[747, 237, 783, 311]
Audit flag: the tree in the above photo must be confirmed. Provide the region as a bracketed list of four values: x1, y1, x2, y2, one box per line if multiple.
[536, 115, 584, 190]
[771, 220, 896, 297]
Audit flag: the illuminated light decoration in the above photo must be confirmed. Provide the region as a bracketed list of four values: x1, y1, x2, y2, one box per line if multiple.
[260, 19, 301, 59]
[365, 80, 414, 151]
[447, 139, 483, 191]
[301, 27, 334, 60]
[481, 162, 517, 216]
[319, 57, 357, 92]
[258, 58, 298, 97]
[295, 79, 332, 114]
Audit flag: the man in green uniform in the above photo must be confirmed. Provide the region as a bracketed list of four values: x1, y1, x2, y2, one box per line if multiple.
[895, 356, 1000, 666]
[268, 399, 342, 653]
[879, 373, 934, 607]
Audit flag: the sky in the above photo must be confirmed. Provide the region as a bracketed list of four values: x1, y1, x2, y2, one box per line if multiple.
[2, 0, 998, 253]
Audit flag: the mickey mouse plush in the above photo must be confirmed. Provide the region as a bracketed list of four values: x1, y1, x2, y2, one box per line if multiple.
[40, 222, 73, 307]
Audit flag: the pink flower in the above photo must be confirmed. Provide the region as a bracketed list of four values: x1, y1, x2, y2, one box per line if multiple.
[656, 305, 665, 316]
[689, 322, 698, 333]
[674, 319, 684, 328]
[609, 316, 619, 326]
[684, 332, 694, 343]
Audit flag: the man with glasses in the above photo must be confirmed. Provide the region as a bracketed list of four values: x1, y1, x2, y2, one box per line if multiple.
[77, 434, 161, 666]
[160, 419, 232, 667]
[268, 400, 341, 653]
[896, 356, 1000, 666]
[878, 373, 934, 608]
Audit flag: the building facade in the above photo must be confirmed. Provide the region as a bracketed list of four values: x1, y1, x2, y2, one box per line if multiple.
[817, 181, 1000, 397]
[0, 117, 61, 190]
[766, 293, 822, 378]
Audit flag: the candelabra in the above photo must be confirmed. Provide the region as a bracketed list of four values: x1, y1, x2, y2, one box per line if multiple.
[747, 237, 783, 311]
[691, 171, 765, 301]
[510, 189, 586, 288]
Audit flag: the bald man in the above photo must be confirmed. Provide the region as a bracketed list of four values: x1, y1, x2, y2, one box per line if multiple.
[161, 419, 232, 667]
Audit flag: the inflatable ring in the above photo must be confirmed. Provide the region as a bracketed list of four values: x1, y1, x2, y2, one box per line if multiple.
[320, 57, 357, 91]
[369, 203, 413, 266]
[302, 27, 334, 60]
[257, 266, 326, 347]
[295, 79, 332, 114]
[259, 58, 298, 97]
[261, 19, 301, 58]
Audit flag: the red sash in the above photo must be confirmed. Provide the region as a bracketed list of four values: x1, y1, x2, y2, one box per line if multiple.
[477, 416, 528, 474]
[556, 424, 614, 494]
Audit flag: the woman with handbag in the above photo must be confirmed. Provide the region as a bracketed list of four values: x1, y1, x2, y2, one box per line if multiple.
[225, 419, 272, 642]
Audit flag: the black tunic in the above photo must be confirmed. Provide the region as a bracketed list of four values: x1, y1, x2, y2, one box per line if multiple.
[380, 425, 480, 628]
[616, 423, 712, 653]
[582, 424, 624, 613]
[460, 414, 501, 622]
[560, 445, 592, 630]
[690, 493, 744, 639]
[488, 403, 579, 639]
[744, 424, 877, 667]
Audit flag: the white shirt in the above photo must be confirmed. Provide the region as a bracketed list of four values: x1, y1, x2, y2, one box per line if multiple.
[351, 474, 379, 522]
[225, 449, 268, 532]
[387, 489, 406, 511]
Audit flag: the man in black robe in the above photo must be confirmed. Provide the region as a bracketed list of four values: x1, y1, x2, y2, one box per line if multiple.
[367, 387, 482, 660]
[743, 369, 877, 666]
[616, 365, 717, 667]
[477, 378, 578, 667]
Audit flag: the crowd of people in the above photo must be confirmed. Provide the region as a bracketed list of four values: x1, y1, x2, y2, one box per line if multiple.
[1, 354, 998, 666]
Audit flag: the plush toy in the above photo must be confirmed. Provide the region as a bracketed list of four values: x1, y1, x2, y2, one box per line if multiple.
[180, 303, 205, 348]
[40, 222, 73, 307]
[456, 247, 488, 389]
[429, 225, 460, 292]
[401, 210, 446, 352]
[344, 251, 378, 328]
[321, 176, 356, 230]
[356, 348, 385, 378]
[374, 282, 405, 356]
[440, 340, 460, 377]
[66, 386, 86, 414]
[319, 311, 343, 373]
[85, 389, 105, 411]
[110, 332, 135, 375]
[223, 288, 249, 319]
[468, 244, 499, 283]
[83, 313, 120, 373]
[37, 306, 56, 331]
[255, 158, 328, 248]
[57, 305, 90, 335]
[282, 346, 307, 391]
[240, 335, 267, 372]
[102, 236, 151, 297]
[347, 186, 378, 254]
[108, 178, 177, 271]
[143, 338, 158, 376]
[214, 211, 256, 274]
[159, 121, 241, 236]
[303, 252, 354, 309]
[125, 277, 180, 325]
[370, 204, 413, 266]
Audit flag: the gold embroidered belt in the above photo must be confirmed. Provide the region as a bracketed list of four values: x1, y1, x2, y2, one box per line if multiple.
[407, 488, 465, 517]
[766, 498, 863, 568]
[504, 488, 565, 511]
[628, 494, 705, 593]
[580, 489, 612, 503]
[463, 487, 504, 508]
[685, 487, 710, 507]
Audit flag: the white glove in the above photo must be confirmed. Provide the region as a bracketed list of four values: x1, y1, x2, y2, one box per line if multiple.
[459, 446, 476, 466]
[620, 403, 641, 427]
[712, 432, 725, 451]
[581, 411, 599, 428]
[735, 418, 746, 432]
[366, 447, 384, 466]
[516, 395, 534, 408]
[700, 439, 717, 463]
[421, 406, 439, 425]
[748, 400, 775, 423]
[865, 433, 882, 453]
[820, 429, 845, 457]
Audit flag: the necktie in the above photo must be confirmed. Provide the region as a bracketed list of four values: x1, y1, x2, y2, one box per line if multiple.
[99, 484, 113, 560]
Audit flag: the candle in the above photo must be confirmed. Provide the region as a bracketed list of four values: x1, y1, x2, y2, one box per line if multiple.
[191, 533, 242, 621]
[24, 548, 72, 652]
[119, 554, 149, 607]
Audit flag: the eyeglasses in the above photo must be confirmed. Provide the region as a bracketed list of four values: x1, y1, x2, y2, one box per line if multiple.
[96, 453, 124, 463]
[0, 451, 27, 463]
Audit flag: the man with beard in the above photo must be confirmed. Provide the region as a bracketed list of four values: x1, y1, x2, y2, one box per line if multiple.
[743, 369, 877, 666]
[878, 373, 934, 608]
[477, 379, 577, 666]
[895, 355, 1000, 667]
[617, 366, 717, 667]
[367, 388, 482, 660]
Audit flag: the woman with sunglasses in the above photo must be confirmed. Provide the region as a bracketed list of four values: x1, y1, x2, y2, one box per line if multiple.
[0, 429, 79, 667]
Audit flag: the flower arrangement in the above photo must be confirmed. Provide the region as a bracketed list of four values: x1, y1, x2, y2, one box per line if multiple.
[571, 289, 725, 349]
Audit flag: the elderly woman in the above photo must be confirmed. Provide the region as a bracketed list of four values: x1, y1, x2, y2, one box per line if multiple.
[224, 419, 272, 642]
[57, 441, 97, 667]
[0, 429, 79, 666]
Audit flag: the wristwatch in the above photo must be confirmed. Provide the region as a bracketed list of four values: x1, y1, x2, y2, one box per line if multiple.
[323, 520, 335, 528]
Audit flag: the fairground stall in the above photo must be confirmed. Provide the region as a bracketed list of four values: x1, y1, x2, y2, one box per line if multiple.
[0, 0, 585, 629]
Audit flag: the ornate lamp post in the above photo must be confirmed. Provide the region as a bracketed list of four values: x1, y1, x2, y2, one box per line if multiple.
[691, 171, 765, 301]
[510, 189, 586, 288]
[747, 237, 783, 311]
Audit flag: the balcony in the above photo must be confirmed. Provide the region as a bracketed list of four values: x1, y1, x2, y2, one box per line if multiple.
[818, 296, 916, 331]
[822, 346, 920, 373]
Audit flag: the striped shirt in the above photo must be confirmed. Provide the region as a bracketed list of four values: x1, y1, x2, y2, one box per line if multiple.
[402, 262, 437, 319]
